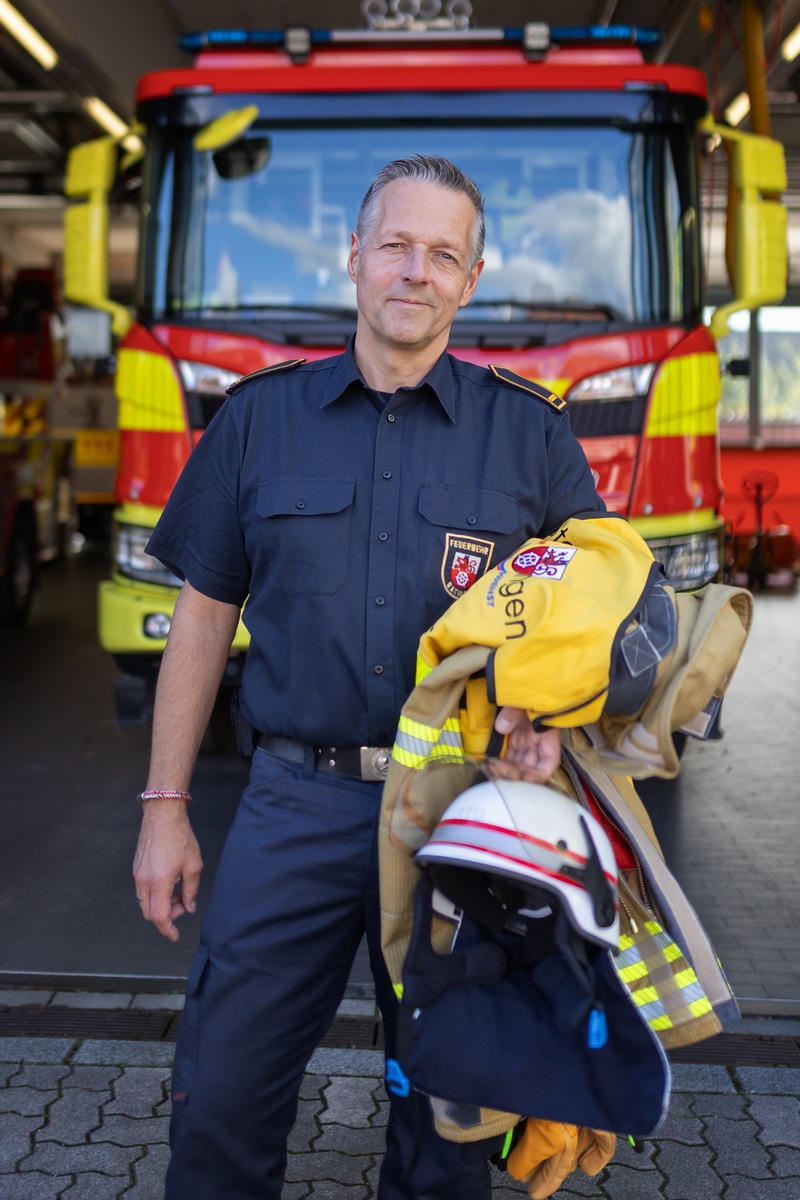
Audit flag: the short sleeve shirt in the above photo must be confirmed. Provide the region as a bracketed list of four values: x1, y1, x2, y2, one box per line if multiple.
[147, 339, 605, 746]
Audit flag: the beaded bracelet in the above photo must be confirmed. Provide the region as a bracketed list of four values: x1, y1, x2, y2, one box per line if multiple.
[137, 789, 192, 804]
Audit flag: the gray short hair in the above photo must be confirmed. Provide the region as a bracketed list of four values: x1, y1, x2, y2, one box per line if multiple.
[356, 154, 485, 270]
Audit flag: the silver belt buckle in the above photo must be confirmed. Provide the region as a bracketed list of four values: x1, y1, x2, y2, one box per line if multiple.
[360, 746, 391, 782]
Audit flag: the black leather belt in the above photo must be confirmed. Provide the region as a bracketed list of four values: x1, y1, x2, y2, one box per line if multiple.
[256, 735, 392, 782]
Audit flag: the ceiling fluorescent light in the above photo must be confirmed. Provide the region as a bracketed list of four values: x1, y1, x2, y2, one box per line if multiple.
[781, 22, 800, 61]
[83, 96, 130, 139]
[0, 0, 58, 69]
[724, 92, 751, 127]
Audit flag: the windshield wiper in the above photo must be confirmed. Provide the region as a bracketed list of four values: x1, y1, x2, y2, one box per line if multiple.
[465, 300, 623, 322]
[173, 303, 358, 320]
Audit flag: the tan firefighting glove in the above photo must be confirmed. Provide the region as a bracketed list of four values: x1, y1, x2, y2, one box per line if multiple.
[506, 1117, 616, 1199]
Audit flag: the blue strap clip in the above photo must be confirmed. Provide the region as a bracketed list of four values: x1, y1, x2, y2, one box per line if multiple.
[385, 1058, 411, 1097]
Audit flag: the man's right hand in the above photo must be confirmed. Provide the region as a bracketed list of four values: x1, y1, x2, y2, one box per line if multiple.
[133, 801, 203, 942]
[131, 582, 240, 941]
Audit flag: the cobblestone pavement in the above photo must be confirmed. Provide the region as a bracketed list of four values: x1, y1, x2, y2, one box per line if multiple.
[2, 1029, 800, 1199]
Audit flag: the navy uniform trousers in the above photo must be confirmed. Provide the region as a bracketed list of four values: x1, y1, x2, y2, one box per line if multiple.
[165, 745, 494, 1199]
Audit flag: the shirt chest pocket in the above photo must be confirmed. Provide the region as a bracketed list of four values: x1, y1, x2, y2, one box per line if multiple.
[256, 478, 355, 594]
[417, 483, 520, 607]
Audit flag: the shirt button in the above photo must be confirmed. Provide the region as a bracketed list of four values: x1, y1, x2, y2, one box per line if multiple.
[374, 665, 384, 674]
[467, 515, 477, 525]
[296, 500, 306, 510]
[387, 413, 396, 423]
[383, 470, 393, 479]
[378, 532, 388, 542]
[375, 596, 385, 606]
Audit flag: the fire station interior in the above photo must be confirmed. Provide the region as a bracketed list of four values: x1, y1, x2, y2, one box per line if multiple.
[1, 0, 800, 1021]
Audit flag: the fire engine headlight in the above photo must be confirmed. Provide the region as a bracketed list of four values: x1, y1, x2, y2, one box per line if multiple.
[177, 360, 241, 395]
[178, 360, 242, 430]
[647, 531, 722, 591]
[567, 364, 656, 402]
[113, 522, 183, 587]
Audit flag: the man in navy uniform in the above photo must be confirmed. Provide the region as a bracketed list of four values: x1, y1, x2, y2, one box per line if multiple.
[134, 154, 604, 1199]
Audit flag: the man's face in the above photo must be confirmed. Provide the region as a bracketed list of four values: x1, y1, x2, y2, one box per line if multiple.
[347, 179, 483, 358]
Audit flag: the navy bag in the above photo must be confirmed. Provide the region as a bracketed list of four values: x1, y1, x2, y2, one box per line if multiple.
[396, 872, 670, 1138]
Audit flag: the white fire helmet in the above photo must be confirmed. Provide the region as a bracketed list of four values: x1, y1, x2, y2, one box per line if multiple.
[414, 779, 620, 950]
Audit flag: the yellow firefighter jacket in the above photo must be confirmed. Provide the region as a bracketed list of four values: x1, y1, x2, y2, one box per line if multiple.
[379, 516, 752, 1145]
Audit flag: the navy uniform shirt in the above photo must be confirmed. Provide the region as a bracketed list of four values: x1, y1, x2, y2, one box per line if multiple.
[147, 339, 604, 747]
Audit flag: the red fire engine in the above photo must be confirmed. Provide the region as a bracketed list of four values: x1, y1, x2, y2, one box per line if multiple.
[62, 14, 787, 722]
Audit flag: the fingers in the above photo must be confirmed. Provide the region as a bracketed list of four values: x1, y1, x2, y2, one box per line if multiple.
[494, 705, 522, 736]
[133, 819, 203, 942]
[490, 708, 561, 783]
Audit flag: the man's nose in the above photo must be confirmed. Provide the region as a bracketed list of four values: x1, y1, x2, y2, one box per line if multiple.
[401, 246, 429, 283]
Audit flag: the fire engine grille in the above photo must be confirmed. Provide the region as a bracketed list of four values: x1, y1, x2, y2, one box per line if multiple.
[1, 1006, 799, 1065]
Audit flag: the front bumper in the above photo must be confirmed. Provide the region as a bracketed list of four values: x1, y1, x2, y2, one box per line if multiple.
[98, 575, 250, 654]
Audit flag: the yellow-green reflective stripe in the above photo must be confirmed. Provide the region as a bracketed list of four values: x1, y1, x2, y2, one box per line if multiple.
[629, 985, 660, 1007]
[393, 743, 468, 769]
[619, 961, 650, 984]
[617, 943, 645, 966]
[398, 710, 455, 739]
[396, 716, 461, 749]
[674, 968, 700, 990]
[636, 998, 672, 1027]
[393, 983, 403, 1000]
[392, 747, 427, 768]
[430, 744, 467, 761]
[644, 921, 662, 936]
[680, 981, 707, 1005]
[397, 715, 460, 742]
[664, 942, 683, 963]
[394, 715, 464, 767]
[501, 1128, 515, 1160]
[690, 997, 713, 1017]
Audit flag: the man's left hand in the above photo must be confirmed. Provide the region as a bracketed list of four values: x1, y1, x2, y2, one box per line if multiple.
[486, 706, 561, 783]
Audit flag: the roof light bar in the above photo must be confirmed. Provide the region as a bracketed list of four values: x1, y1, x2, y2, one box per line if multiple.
[179, 23, 662, 54]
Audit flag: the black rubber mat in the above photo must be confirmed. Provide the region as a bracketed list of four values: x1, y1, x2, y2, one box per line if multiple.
[3, 1005, 800, 1065]
[0, 1006, 382, 1050]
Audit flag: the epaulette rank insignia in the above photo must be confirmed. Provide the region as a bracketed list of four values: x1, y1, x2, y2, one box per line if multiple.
[489, 365, 566, 411]
[226, 358, 307, 396]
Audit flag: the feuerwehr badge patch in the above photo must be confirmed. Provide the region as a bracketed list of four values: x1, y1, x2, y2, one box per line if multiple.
[511, 544, 577, 580]
[441, 533, 495, 600]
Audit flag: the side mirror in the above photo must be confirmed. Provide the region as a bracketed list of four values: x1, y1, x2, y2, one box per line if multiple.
[63, 137, 132, 337]
[194, 105, 260, 152]
[703, 120, 788, 341]
[725, 358, 750, 377]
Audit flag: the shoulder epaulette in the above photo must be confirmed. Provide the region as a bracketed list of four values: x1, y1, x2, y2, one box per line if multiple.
[226, 358, 307, 396]
[489, 365, 566, 411]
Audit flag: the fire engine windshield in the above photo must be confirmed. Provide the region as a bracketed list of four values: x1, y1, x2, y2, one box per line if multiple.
[140, 94, 701, 338]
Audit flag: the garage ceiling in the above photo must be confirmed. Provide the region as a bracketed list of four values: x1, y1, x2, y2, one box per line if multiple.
[2, 0, 800, 286]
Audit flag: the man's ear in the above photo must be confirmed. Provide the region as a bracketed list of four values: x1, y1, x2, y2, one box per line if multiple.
[347, 233, 360, 284]
[459, 259, 484, 308]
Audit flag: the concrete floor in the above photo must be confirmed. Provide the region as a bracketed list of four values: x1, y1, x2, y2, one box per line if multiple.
[1, 547, 798, 1013]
